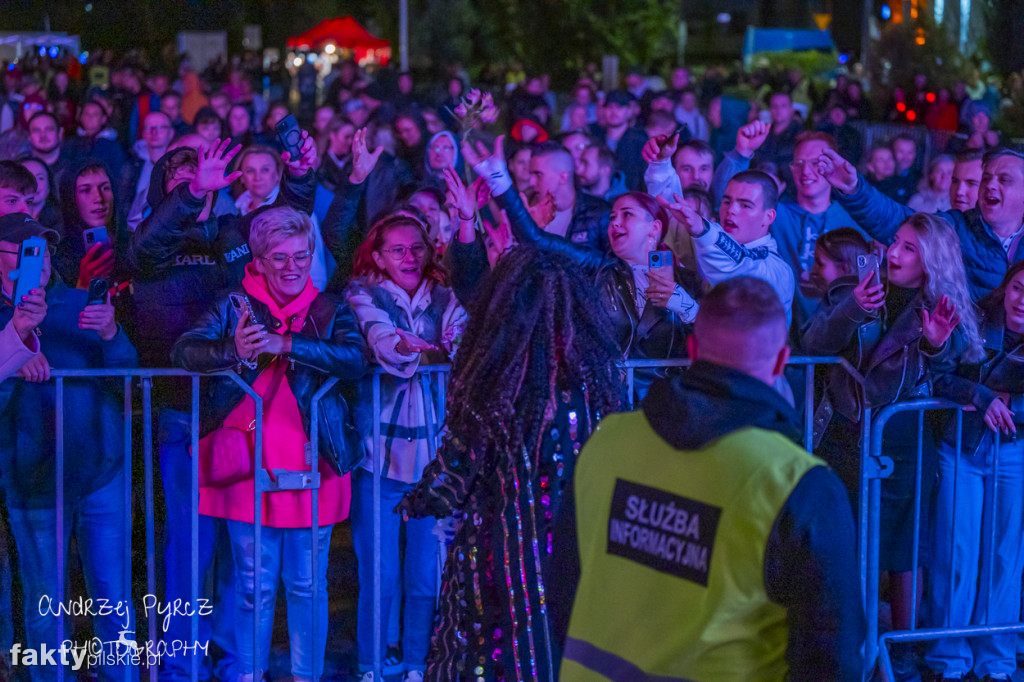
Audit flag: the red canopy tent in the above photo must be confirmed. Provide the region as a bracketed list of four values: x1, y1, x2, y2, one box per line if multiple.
[286, 16, 390, 65]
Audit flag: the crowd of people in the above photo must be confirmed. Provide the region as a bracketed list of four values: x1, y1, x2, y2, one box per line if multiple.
[1, 47, 1024, 682]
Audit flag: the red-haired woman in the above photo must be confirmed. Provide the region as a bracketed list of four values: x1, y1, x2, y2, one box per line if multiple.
[345, 213, 466, 681]
[447, 156, 703, 398]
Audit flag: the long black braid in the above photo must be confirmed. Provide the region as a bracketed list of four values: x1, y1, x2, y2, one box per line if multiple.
[444, 247, 622, 474]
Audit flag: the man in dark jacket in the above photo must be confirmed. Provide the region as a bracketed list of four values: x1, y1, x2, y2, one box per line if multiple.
[818, 147, 1024, 301]
[120, 111, 174, 230]
[757, 91, 804, 190]
[599, 90, 648, 191]
[0, 213, 139, 681]
[318, 117, 414, 228]
[525, 141, 610, 250]
[552, 277, 864, 681]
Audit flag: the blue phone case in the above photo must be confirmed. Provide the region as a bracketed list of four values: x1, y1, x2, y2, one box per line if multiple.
[12, 236, 46, 305]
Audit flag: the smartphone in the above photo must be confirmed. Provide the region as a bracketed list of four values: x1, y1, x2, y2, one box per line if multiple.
[12, 236, 46, 306]
[86, 277, 110, 306]
[83, 226, 110, 250]
[274, 114, 303, 162]
[228, 292, 260, 326]
[649, 250, 674, 269]
[857, 253, 881, 286]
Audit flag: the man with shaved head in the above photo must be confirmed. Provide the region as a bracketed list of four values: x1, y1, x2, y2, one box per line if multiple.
[527, 140, 610, 250]
[554, 276, 863, 682]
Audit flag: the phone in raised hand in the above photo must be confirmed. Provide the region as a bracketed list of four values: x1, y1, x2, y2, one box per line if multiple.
[12, 236, 46, 306]
[82, 226, 110, 251]
[274, 114, 303, 162]
[857, 253, 881, 287]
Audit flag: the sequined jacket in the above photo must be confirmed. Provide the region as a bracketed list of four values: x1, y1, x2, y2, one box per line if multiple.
[400, 388, 596, 682]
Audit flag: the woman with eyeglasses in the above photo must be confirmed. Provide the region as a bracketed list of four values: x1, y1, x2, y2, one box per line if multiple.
[172, 206, 369, 682]
[345, 213, 467, 682]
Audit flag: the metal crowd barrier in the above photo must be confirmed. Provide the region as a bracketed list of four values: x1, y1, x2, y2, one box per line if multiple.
[861, 399, 1024, 681]
[12, 357, 850, 681]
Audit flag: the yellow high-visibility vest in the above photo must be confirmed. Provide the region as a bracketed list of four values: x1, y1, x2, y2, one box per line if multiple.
[561, 410, 822, 682]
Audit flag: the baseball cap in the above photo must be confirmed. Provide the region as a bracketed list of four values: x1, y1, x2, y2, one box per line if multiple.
[604, 90, 636, 107]
[0, 213, 59, 245]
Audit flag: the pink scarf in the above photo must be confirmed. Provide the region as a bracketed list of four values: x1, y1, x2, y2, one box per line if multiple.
[241, 262, 319, 334]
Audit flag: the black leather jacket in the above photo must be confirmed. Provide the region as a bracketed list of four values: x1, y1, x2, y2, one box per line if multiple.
[933, 309, 1024, 455]
[803, 283, 958, 423]
[495, 187, 701, 393]
[170, 290, 369, 455]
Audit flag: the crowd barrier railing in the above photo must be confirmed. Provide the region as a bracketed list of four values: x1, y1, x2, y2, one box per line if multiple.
[860, 399, 1024, 681]
[13, 357, 850, 681]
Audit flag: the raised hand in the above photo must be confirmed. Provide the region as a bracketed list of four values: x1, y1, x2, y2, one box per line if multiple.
[483, 210, 515, 268]
[657, 193, 704, 236]
[349, 128, 384, 184]
[525, 191, 556, 229]
[283, 129, 317, 177]
[853, 273, 885, 311]
[462, 134, 511, 196]
[641, 131, 679, 164]
[443, 167, 476, 222]
[735, 121, 771, 158]
[12, 287, 47, 343]
[815, 148, 859, 194]
[461, 134, 504, 168]
[921, 294, 962, 348]
[188, 137, 243, 197]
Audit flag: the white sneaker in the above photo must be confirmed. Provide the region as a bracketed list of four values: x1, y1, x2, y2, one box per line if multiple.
[403, 671, 425, 682]
[357, 672, 376, 682]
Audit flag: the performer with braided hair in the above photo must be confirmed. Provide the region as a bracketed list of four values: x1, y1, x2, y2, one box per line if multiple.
[397, 247, 622, 681]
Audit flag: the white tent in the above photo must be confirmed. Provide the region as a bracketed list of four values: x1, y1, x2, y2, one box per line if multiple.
[0, 32, 81, 61]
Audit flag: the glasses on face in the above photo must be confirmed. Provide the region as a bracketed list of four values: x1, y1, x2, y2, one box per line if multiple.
[381, 243, 428, 261]
[429, 144, 454, 154]
[789, 159, 819, 172]
[260, 250, 312, 269]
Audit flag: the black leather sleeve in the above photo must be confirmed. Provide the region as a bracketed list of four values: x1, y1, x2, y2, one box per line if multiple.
[445, 234, 489, 308]
[281, 168, 317, 215]
[494, 188, 611, 275]
[322, 179, 369, 289]
[288, 300, 369, 380]
[170, 297, 242, 373]
[128, 184, 212, 277]
[801, 286, 874, 356]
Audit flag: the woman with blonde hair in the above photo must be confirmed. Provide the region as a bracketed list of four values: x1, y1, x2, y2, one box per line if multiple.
[810, 211, 982, 677]
[173, 206, 368, 682]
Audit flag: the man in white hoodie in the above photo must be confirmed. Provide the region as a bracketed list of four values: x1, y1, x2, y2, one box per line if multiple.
[122, 111, 174, 230]
[659, 170, 795, 326]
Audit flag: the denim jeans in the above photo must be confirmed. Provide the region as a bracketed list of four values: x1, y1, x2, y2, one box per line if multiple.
[225, 520, 333, 680]
[926, 436, 1024, 679]
[158, 409, 238, 682]
[7, 473, 138, 682]
[350, 468, 439, 672]
[1, 496, 13, 662]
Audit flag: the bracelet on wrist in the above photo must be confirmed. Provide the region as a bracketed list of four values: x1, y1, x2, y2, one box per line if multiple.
[458, 212, 475, 222]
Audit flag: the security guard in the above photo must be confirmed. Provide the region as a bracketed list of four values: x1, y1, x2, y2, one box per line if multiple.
[553, 277, 864, 681]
